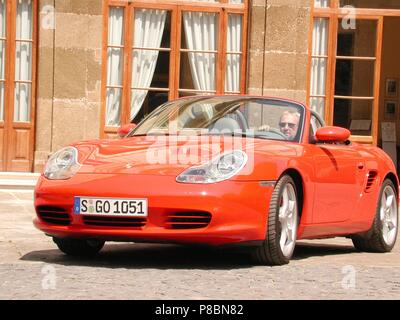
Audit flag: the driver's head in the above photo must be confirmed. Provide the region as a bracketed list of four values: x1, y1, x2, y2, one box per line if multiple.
[279, 111, 300, 140]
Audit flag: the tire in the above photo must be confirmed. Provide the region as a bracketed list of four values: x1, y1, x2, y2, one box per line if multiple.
[352, 179, 398, 253]
[53, 238, 105, 257]
[253, 175, 299, 265]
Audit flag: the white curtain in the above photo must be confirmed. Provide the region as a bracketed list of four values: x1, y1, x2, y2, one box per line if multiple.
[183, 12, 217, 93]
[225, 14, 242, 93]
[314, 0, 329, 7]
[310, 18, 328, 118]
[130, 9, 167, 120]
[106, 7, 124, 126]
[183, 12, 217, 119]
[14, 0, 33, 122]
[0, 0, 5, 121]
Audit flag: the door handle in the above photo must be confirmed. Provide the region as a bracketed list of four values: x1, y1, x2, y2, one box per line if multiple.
[357, 162, 364, 170]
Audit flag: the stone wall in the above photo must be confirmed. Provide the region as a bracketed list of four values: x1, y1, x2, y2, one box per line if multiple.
[248, 0, 311, 102]
[34, 0, 103, 172]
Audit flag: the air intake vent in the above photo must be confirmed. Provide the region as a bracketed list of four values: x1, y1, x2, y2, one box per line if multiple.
[37, 206, 71, 226]
[83, 216, 147, 228]
[365, 171, 378, 192]
[165, 212, 212, 229]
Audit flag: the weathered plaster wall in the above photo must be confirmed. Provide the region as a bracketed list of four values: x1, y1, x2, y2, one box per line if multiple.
[248, 0, 311, 102]
[35, 0, 103, 172]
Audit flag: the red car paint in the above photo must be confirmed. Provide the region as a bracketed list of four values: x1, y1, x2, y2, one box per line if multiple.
[34, 96, 399, 246]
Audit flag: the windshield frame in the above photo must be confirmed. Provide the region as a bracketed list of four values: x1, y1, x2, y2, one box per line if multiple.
[128, 96, 307, 143]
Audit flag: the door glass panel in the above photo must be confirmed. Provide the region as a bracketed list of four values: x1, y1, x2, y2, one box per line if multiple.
[180, 12, 219, 95]
[131, 90, 169, 123]
[106, 46, 123, 126]
[108, 7, 124, 46]
[106, 88, 122, 126]
[335, 60, 375, 97]
[105, 7, 124, 126]
[14, 83, 31, 122]
[14, 0, 33, 122]
[314, 0, 330, 7]
[310, 17, 329, 118]
[179, 52, 217, 92]
[225, 14, 243, 93]
[337, 19, 377, 57]
[0, 0, 4, 121]
[0, 82, 4, 121]
[131, 9, 169, 121]
[16, 0, 32, 40]
[15, 42, 32, 81]
[340, 0, 400, 9]
[333, 19, 377, 137]
[333, 99, 372, 136]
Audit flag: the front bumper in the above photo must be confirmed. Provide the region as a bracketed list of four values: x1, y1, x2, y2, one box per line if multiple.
[34, 174, 274, 246]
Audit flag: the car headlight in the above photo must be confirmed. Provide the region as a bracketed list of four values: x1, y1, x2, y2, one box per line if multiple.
[176, 150, 247, 184]
[44, 147, 81, 180]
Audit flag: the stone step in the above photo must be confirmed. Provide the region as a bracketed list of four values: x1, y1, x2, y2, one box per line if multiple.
[0, 172, 40, 190]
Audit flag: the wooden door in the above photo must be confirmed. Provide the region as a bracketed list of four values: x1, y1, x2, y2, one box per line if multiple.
[1, 0, 37, 172]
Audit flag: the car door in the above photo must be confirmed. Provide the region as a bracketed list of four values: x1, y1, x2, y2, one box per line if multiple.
[308, 115, 365, 224]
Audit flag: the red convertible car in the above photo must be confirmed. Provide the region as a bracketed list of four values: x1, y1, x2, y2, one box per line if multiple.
[34, 96, 399, 265]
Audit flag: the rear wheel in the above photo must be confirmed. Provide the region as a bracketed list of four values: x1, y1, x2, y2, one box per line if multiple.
[53, 238, 105, 256]
[253, 175, 299, 265]
[352, 179, 398, 252]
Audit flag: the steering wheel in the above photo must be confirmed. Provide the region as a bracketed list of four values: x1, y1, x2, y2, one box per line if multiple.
[258, 125, 288, 140]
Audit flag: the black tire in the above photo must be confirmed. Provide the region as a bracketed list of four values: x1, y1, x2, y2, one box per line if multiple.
[53, 238, 105, 256]
[352, 179, 398, 253]
[252, 175, 299, 266]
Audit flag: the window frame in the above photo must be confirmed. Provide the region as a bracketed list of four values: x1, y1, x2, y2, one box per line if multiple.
[101, 0, 249, 138]
[307, 0, 384, 145]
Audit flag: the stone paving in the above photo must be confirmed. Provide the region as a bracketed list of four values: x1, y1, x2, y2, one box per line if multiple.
[0, 189, 399, 300]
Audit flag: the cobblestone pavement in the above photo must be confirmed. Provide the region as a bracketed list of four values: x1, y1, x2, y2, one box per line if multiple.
[0, 189, 399, 300]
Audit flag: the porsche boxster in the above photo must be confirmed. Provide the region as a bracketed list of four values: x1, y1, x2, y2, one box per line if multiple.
[34, 96, 399, 265]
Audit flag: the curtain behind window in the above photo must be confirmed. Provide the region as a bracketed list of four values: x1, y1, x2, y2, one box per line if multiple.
[314, 0, 329, 7]
[310, 18, 328, 118]
[106, 7, 124, 126]
[225, 14, 242, 93]
[130, 9, 167, 121]
[0, 0, 5, 121]
[14, 0, 33, 122]
[183, 12, 217, 94]
[183, 12, 218, 119]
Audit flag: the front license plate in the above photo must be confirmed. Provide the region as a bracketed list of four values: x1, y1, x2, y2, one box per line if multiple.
[73, 197, 148, 217]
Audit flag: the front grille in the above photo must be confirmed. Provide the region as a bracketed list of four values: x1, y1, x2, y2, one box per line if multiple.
[37, 206, 71, 226]
[165, 212, 212, 229]
[82, 215, 147, 228]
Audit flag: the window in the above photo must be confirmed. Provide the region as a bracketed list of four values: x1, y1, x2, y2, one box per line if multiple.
[310, 113, 324, 141]
[0, 0, 5, 121]
[0, 0, 37, 172]
[0, 0, 35, 124]
[101, 1, 248, 138]
[309, 1, 383, 145]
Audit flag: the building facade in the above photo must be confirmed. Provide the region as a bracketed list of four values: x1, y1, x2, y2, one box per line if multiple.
[0, 0, 399, 172]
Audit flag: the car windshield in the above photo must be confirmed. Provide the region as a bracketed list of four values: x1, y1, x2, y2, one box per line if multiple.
[129, 96, 305, 142]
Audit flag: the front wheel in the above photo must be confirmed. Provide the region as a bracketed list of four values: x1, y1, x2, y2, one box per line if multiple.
[352, 179, 398, 253]
[253, 175, 299, 265]
[53, 238, 105, 256]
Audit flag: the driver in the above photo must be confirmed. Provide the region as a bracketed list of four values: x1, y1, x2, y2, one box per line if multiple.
[279, 111, 300, 140]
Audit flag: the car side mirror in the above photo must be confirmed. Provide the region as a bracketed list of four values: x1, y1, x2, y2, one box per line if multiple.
[315, 126, 351, 143]
[117, 123, 137, 138]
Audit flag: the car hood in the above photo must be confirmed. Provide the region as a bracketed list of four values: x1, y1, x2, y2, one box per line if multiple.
[73, 136, 303, 179]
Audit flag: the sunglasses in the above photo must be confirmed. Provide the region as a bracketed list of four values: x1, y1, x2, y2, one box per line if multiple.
[279, 122, 297, 129]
